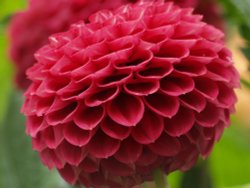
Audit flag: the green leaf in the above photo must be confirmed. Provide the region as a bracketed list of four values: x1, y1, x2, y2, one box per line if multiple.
[210, 118, 250, 187]
[0, 91, 59, 188]
[0, 0, 27, 20]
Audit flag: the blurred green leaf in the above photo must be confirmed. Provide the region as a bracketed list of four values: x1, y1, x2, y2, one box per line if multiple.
[0, 0, 26, 20]
[210, 118, 250, 187]
[0, 91, 60, 188]
[240, 78, 250, 89]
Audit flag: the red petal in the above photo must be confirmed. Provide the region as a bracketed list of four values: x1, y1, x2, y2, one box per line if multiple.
[101, 157, 135, 176]
[56, 141, 85, 166]
[124, 79, 160, 96]
[74, 105, 104, 130]
[216, 83, 237, 108]
[149, 133, 181, 157]
[145, 92, 179, 118]
[160, 73, 195, 96]
[137, 57, 174, 79]
[40, 149, 64, 169]
[85, 86, 120, 107]
[180, 90, 206, 112]
[195, 78, 219, 100]
[79, 156, 100, 173]
[58, 164, 78, 184]
[64, 122, 92, 147]
[41, 126, 64, 149]
[87, 130, 120, 158]
[132, 110, 164, 144]
[135, 147, 158, 166]
[114, 137, 143, 164]
[165, 107, 195, 137]
[107, 93, 144, 127]
[101, 116, 131, 140]
[46, 102, 78, 126]
[196, 103, 221, 127]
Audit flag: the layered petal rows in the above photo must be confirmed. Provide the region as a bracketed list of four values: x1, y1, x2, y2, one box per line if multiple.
[9, 0, 221, 90]
[22, 1, 239, 187]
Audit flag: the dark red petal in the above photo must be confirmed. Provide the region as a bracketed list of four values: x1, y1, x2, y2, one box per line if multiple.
[40, 149, 64, 169]
[101, 157, 135, 176]
[114, 137, 143, 164]
[145, 92, 179, 118]
[137, 57, 174, 79]
[124, 79, 160, 96]
[135, 147, 158, 166]
[160, 73, 195, 96]
[26, 116, 43, 137]
[85, 86, 120, 107]
[196, 103, 221, 127]
[79, 156, 100, 173]
[41, 126, 64, 149]
[46, 102, 78, 126]
[165, 106, 195, 137]
[74, 105, 104, 130]
[149, 133, 181, 157]
[216, 83, 237, 108]
[180, 90, 206, 112]
[63, 122, 92, 147]
[56, 141, 85, 166]
[87, 130, 120, 158]
[107, 93, 144, 127]
[132, 109, 164, 144]
[101, 116, 131, 140]
[58, 164, 78, 184]
[195, 78, 219, 100]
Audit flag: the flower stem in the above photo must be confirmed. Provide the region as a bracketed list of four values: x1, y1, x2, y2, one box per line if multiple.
[153, 169, 169, 188]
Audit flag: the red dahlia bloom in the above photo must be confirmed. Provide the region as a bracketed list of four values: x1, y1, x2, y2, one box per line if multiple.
[22, 1, 239, 187]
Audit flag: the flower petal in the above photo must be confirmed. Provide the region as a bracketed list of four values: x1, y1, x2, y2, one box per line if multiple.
[107, 93, 144, 126]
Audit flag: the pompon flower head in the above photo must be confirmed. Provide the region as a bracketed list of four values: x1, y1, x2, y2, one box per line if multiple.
[22, 1, 239, 187]
[9, 0, 220, 90]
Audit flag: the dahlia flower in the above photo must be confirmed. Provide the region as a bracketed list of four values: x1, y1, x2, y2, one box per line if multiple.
[22, 1, 239, 187]
[9, 0, 223, 90]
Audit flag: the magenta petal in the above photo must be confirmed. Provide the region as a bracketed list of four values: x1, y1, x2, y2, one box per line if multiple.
[216, 83, 237, 108]
[180, 91, 206, 112]
[174, 59, 207, 76]
[135, 147, 158, 166]
[40, 149, 65, 169]
[137, 57, 174, 79]
[87, 130, 120, 158]
[106, 93, 144, 127]
[46, 102, 78, 126]
[195, 78, 219, 100]
[149, 133, 181, 157]
[64, 122, 92, 147]
[132, 110, 164, 144]
[26, 116, 43, 137]
[145, 92, 179, 118]
[80, 156, 100, 173]
[74, 105, 104, 130]
[114, 137, 143, 164]
[160, 73, 195, 96]
[85, 86, 120, 107]
[165, 107, 195, 137]
[101, 157, 135, 176]
[32, 134, 46, 151]
[124, 79, 160, 96]
[101, 116, 131, 140]
[41, 126, 64, 149]
[196, 103, 221, 127]
[58, 164, 78, 184]
[57, 141, 85, 166]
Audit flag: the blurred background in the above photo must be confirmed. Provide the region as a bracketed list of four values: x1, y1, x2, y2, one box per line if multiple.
[0, 0, 250, 188]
